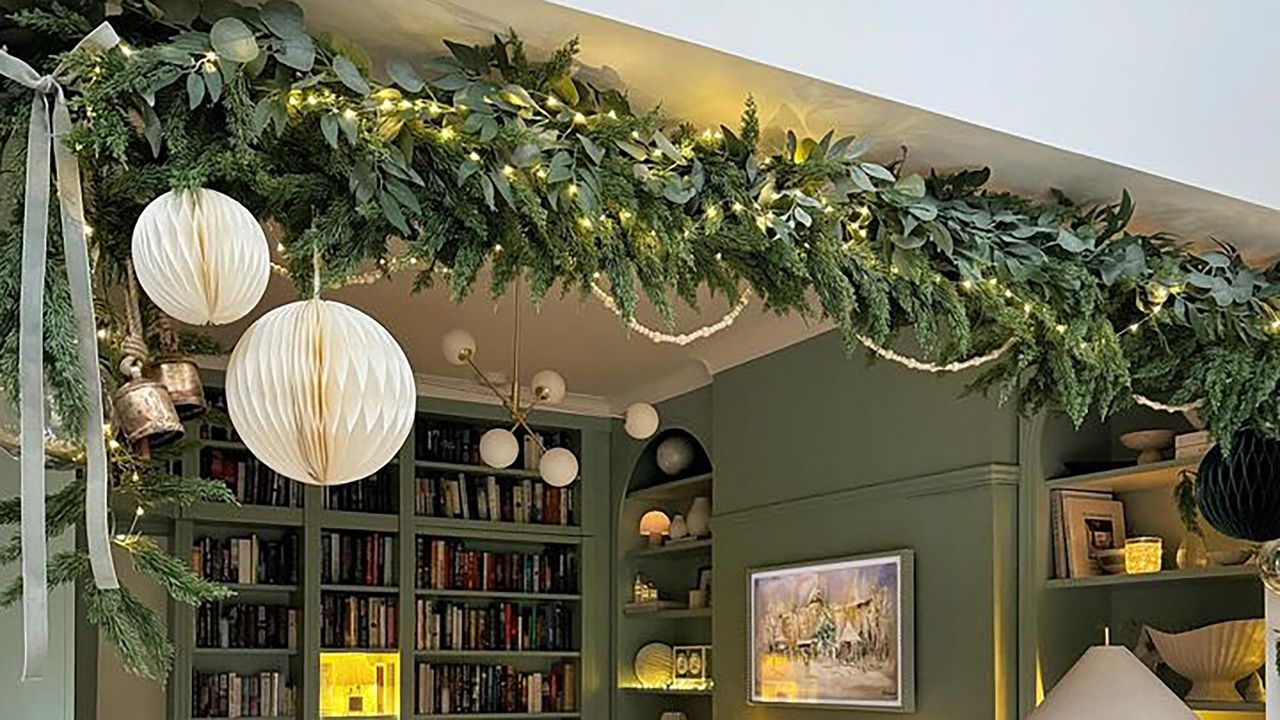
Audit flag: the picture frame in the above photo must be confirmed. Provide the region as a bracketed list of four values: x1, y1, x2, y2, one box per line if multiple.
[697, 566, 712, 598]
[1061, 495, 1126, 578]
[748, 549, 915, 712]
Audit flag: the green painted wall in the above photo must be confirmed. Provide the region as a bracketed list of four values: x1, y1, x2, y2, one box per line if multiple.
[619, 331, 1024, 719]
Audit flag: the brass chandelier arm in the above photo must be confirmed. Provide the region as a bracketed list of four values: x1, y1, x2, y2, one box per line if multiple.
[462, 354, 518, 416]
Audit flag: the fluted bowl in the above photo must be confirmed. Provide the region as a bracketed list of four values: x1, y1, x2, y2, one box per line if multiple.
[1148, 619, 1265, 702]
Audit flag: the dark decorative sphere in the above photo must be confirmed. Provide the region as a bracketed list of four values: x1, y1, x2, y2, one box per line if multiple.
[1196, 429, 1280, 542]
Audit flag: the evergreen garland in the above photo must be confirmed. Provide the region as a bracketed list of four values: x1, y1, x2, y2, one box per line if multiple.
[2, 0, 1280, 680]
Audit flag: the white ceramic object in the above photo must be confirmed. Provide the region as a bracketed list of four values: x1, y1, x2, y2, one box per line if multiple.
[656, 434, 695, 476]
[624, 402, 660, 440]
[539, 446, 578, 487]
[686, 496, 711, 538]
[479, 428, 520, 469]
[1096, 548, 1127, 575]
[634, 642, 674, 688]
[1148, 619, 1265, 702]
[1119, 429, 1176, 464]
[1208, 548, 1251, 566]
[226, 298, 415, 486]
[132, 188, 269, 325]
[668, 514, 688, 540]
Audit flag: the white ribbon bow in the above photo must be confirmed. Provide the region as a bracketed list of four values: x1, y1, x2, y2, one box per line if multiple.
[0, 22, 121, 681]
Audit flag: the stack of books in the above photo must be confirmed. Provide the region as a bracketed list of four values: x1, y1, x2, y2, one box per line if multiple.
[416, 419, 575, 470]
[323, 464, 398, 514]
[1175, 430, 1213, 459]
[200, 447, 302, 508]
[321, 593, 398, 649]
[415, 473, 576, 526]
[415, 599, 574, 651]
[321, 531, 396, 587]
[196, 602, 298, 649]
[191, 534, 298, 585]
[414, 662, 577, 715]
[192, 670, 293, 718]
[416, 538, 577, 594]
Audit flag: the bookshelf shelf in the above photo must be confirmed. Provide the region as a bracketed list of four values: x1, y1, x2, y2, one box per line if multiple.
[415, 459, 543, 479]
[622, 606, 711, 620]
[318, 509, 400, 532]
[1046, 564, 1258, 589]
[221, 583, 299, 593]
[624, 473, 712, 502]
[414, 589, 581, 602]
[1188, 700, 1264, 712]
[413, 650, 581, 659]
[413, 714, 582, 719]
[320, 584, 400, 594]
[626, 538, 712, 558]
[192, 647, 298, 656]
[620, 687, 713, 696]
[184, 502, 304, 527]
[414, 517, 582, 544]
[1045, 457, 1201, 493]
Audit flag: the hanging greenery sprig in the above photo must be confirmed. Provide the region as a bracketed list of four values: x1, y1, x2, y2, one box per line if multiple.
[6, 0, 1280, 451]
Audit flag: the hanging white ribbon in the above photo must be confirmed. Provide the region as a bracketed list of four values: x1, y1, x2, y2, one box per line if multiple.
[0, 22, 120, 681]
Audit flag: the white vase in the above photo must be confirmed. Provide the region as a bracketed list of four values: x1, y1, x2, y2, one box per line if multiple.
[687, 496, 711, 538]
[669, 514, 689, 540]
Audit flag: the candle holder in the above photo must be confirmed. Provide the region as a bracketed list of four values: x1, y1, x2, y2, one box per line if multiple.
[1124, 536, 1163, 574]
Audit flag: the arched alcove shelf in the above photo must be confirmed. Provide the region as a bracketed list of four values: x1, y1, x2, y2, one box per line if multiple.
[1018, 408, 1263, 718]
[615, 427, 715, 720]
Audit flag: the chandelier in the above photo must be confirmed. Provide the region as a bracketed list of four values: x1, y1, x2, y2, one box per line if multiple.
[440, 276, 662, 487]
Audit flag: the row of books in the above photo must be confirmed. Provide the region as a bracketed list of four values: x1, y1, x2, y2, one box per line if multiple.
[191, 534, 298, 586]
[192, 670, 294, 718]
[414, 662, 577, 715]
[416, 538, 578, 595]
[198, 388, 240, 443]
[321, 531, 397, 587]
[415, 473, 577, 526]
[201, 447, 303, 508]
[323, 464, 398, 514]
[321, 593, 398, 649]
[416, 419, 574, 470]
[196, 602, 298, 649]
[415, 599, 575, 652]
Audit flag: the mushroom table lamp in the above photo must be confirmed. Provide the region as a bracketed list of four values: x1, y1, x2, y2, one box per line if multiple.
[639, 510, 671, 547]
[1029, 640, 1197, 720]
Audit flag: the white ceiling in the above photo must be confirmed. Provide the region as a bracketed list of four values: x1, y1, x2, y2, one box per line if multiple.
[205, 0, 1280, 411]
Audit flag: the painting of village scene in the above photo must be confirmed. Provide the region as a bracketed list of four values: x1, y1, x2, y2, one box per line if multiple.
[749, 551, 914, 710]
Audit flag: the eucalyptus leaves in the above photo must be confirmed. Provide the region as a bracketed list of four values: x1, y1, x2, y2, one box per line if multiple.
[7, 0, 1280, 453]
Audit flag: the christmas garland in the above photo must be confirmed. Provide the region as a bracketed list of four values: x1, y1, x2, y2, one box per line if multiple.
[3, 0, 1280, 678]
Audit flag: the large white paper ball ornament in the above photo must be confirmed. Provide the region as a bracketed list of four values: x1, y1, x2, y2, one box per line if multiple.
[442, 329, 477, 365]
[479, 427, 519, 468]
[225, 298, 415, 486]
[539, 447, 578, 487]
[132, 188, 269, 326]
[531, 369, 566, 404]
[624, 402, 659, 440]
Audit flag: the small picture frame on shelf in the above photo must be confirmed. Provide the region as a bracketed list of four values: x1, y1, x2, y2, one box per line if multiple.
[697, 566, 712, 603]
[1061, 495, 1126, 578]
[673, 644, 711, 685]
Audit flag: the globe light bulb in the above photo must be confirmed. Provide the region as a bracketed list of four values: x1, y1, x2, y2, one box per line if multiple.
[531, 369, 567, 404]
[479, 427, 519, 468]
[442, 329, 477, 365]
[539, 447, 578, 487]
[624, 402, 660, 439]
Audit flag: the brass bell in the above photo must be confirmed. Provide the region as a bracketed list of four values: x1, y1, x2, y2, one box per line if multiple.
[148, 358, 207, 420]
[112, 377, 184, 451]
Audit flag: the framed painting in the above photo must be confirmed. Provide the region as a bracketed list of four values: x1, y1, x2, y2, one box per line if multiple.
[748, 549, 915, 712]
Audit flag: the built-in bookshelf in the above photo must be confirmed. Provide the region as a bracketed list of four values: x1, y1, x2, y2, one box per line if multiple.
[167, 382, 604, 720]
[1022, 411, 1263, 719]
[616, 430, 714, 720]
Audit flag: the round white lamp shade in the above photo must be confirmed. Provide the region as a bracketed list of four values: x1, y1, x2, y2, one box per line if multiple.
[624, 402, 659, 439]
[132, 188, 269, 326]
[1028, 646, 1197, 720]
[479, 427, 519, 468]
[531, 369, 567, 404]
[539, 447, 578, 487]
[441, 329, 477, 365]
[226, 298, 415, 486]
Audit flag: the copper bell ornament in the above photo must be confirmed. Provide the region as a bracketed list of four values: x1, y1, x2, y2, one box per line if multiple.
[112, 376, 184, 454]
[148, 358, 207, 420]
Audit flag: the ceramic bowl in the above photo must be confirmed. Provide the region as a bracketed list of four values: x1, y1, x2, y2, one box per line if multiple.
[1120, 429, 1176, 464]
[1096, 548, 1127, 574]
[1148, 619, 1265, 702]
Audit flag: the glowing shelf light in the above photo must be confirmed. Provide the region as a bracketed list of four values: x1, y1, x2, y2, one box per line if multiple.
[319, 651, 400, 718]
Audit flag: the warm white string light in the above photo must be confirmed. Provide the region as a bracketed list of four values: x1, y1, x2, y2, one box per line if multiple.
[590, 281, 750, 346]
[1132, 394, 1202, 414]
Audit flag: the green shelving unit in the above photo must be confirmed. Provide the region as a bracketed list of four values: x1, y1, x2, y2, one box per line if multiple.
[167, 381, 610, 720]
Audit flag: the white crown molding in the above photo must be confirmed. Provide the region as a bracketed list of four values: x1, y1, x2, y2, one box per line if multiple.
[607, 360, 712, 412]
[194, 355, 615, 418]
